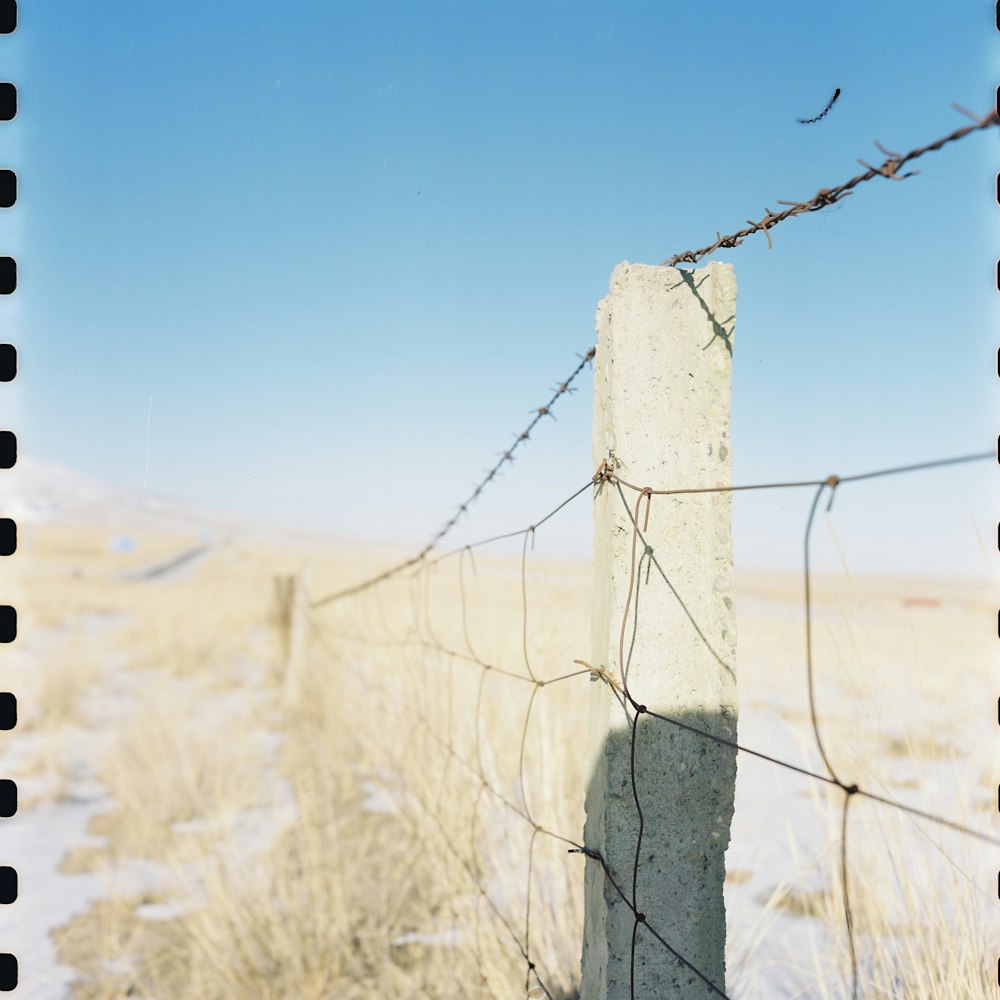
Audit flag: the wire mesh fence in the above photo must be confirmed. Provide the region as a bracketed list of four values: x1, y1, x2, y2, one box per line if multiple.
[297, 104, 999, 999]
[298, 449, 996, 998]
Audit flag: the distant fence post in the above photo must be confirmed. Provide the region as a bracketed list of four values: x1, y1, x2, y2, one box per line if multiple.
[582, 261, 738, 998]
[278, 564, 311, 707]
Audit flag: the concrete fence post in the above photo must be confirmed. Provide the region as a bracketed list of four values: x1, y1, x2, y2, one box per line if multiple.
[582, 261, 738, 999]
[282, 564, 311, 708]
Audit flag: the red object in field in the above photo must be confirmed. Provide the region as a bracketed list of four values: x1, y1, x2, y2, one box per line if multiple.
[902, 597, 941, 608]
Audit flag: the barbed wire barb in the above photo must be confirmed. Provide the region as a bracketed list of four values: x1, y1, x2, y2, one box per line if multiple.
[950, 101, 988, 124]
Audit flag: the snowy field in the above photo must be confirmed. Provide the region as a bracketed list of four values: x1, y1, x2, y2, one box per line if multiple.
[1, 460, 995, 999]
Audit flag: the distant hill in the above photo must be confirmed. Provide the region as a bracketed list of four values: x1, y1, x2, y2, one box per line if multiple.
[3, 457, 263, 540]
[1, 457, 379, 557]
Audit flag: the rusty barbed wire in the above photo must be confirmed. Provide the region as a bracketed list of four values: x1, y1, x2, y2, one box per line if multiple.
[662, 104, 999, 265]
[310, 347, 595, 609]
[300, 114, 999, 997]
[312, 105, 996, 612]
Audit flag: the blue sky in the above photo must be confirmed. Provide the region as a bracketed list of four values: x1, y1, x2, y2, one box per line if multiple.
[2, 2, 997, 575]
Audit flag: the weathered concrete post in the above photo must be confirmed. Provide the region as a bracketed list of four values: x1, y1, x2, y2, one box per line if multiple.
[282, 564, 311, 708]
[582, 261, 738, 999]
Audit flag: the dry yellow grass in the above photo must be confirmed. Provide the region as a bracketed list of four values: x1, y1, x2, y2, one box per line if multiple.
[737, 775, 995, 999]
[11, 517, 993, 999]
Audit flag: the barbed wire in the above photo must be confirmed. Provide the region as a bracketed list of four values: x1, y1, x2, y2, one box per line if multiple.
[311, 103, 998, 611]
[309, 445, 997, 999]
[310, 349, 595, 609]
[301, 100, 999, 999]
[662, 103, 999, 266]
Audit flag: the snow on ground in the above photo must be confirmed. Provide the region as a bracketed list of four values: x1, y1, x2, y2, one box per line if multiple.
[2, 459, 995, 998]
